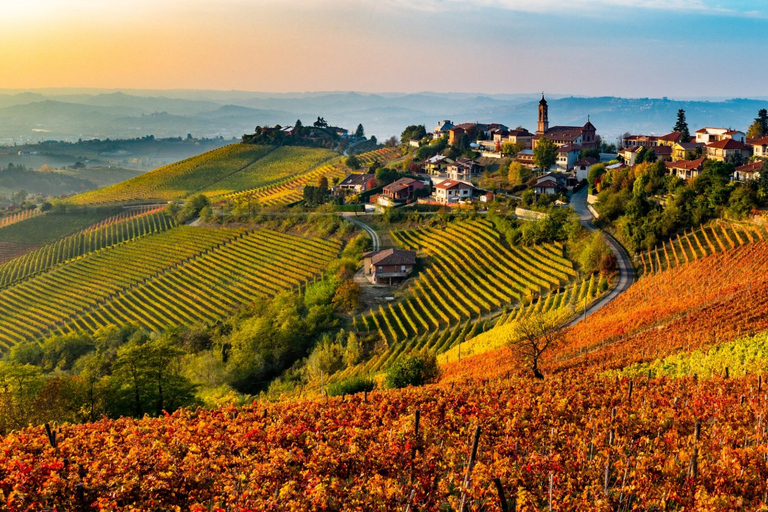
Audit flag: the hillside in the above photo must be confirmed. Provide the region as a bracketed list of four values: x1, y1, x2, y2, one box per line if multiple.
[3, 233, 768, 509]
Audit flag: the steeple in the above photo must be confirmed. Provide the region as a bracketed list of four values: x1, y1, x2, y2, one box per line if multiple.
[537, 93, 548, 135]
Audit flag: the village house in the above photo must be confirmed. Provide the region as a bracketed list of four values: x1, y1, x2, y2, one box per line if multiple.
[515, 149, 536, 169]
[734, 161, 763, 182]
[504, 129, 534, 150]
[555, 144, 582, 170]
[623, 135, 659, 148]
[363, 248, 417, 285]
[672, 142, 704, 161]
[433, 179, 474, 204]
[705, 138, 752, 163]
[751, 136, 768, 159]
[532, 95, 598, 150]
[380, 177, 424, 203]
[534, 172, 573, 194]
[619, 145, 672, 166]
[695, 127, 746, 144]
[336, 173, 377, 195]
[655, 131, 684, 147]
[448, 122, 508, 145]
[447, 158, 483, 181]
[534, 178, 562, 196]
[665, 157, 706, 180]
[433, 120, 454, 139]
[424, 154, 454, 175]
[573, 157, 599, 182]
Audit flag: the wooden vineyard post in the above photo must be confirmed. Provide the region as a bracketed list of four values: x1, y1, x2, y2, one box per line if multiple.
[460, 426, 482, 512]
[628, 379, 634, 406]
[492, 477, 510, 512]
[689, 419, 702, 479]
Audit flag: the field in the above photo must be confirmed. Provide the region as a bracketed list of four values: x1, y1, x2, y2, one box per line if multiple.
[0, 225, 341, 349]
[67, 144, 276, 204]
[0, 210, 117, 264]
[3, 237, 768, 509]
[54, 166, 144, 188]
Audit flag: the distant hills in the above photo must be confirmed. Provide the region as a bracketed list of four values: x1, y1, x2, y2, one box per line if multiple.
[0, 89, 765, 145]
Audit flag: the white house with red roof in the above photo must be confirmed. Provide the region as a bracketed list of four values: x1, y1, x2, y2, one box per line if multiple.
[751, 136, 768, 159]
[734, 161, 763, 182]
[695, 128, 746, 144]
[433, 179, 475, 204]
[665, 157, 706, 180]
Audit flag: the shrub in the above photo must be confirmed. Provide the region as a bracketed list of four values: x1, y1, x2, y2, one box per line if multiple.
[327, 375, 375, 397]
[385, 350, 440, 389]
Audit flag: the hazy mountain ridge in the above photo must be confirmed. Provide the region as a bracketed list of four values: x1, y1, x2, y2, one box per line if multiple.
[0, 90, 764, 145]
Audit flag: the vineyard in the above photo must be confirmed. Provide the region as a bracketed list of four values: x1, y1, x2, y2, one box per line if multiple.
[67, 144, 275, 204]
[337, 219, 579, 378]
[0, 207, 173, 288]
[0, 210, 117, 265]
[0, 208, 43, 228]
[217, 146, 401, 207]
[201, 146, 337, 198]
[0, 226, 341, 349]
[636, 219, 768, 277]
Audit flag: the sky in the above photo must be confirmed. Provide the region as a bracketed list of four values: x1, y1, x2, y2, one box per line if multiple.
[0, 0, 766, 97]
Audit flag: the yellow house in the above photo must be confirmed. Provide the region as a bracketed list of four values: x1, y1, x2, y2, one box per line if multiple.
[672, 142, 703, 161]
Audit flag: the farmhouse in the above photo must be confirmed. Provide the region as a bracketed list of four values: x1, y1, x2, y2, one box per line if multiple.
[381, 177, 424, 203]
[433, 179, 474, 204]
[363, 248, 417, 285]
[336, 173, 376, 195]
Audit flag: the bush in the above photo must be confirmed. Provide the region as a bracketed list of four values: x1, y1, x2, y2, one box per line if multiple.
[327, 375, 375, 396]
[385, 350, 440, 389]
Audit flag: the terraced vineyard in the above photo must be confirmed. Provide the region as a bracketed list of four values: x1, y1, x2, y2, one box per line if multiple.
[67, 144, 275, 204]
[0, 207, 174, 288]
[0, 225, 341, 350]
[218, 146, 402, 207]
[0, 210, 117, 265]
[201, 146, 337, 198]
[59, 229, 341, 336]
[0, 208, 43, 228]
[637, 220, 768, 276]
[343, 219, 578, 376]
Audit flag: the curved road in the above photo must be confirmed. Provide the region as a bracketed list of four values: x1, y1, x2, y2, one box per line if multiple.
[344, 214, 380, 252]
[568, 187, 635, 326]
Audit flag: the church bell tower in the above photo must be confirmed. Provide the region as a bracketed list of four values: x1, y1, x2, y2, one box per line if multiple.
[537, 94, 549, 135]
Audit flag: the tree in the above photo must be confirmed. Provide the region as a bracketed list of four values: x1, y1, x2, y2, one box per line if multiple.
[401, 125, 427, 142]
[375, 167, 399, 186]
[332, 280, 362, 312]
[673, 109, 690, 141]
[385, 350, 440, 388]
[533, 137, 557, 171]
[747, 109, 768, 139]
[314, 117, 328, 128]
[508, 162, 532, 187]
[345, 155, 360, 169]
[508, 311, 566, 379]
[355, 124, 365, 138]
[385, 136, 398, 147]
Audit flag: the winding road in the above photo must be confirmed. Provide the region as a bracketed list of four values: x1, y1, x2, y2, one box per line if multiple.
[568, 187, 635, 326]
[344, 214, 380, 252]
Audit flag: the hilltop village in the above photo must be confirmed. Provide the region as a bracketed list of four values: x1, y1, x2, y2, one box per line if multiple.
[328, 97, 768, 214]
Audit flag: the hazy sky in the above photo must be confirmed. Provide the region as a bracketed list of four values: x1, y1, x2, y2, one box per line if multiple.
[0, 0, 766, 97]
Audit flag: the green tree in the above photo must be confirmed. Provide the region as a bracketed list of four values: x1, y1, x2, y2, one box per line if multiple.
[385, 350, 440, 388]
[533, 137, 557, 171]
[345, 155, 360, 169]
[508, 162, 532, 187]
[747, 109, 768, 139]
[673, 109, 690, 141]
[401, 125, 427, 142]
[355, 124, 365, 138]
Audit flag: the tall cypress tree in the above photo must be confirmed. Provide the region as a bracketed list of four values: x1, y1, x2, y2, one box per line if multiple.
[673, 109, 690, 141]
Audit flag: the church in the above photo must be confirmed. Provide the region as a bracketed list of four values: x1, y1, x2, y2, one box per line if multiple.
[532, 95, 597, 150]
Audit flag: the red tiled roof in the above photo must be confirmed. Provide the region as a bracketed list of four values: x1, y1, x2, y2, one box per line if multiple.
[535, 180, 560, 188]
[751, 136, 768, 146]
[435, 179, 472, 190]
[706, 139, 750, 150]
[665, 157, 706, 171]
[735, 161, 763, 173]
[657, 131, 683, 142]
